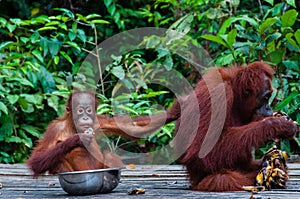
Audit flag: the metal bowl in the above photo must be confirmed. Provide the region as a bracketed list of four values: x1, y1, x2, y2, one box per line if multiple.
[57, 168, 121, 195]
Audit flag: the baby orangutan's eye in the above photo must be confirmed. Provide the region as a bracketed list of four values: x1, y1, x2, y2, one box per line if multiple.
[86, 108, 93, 114]
[77, 108, 84, 115]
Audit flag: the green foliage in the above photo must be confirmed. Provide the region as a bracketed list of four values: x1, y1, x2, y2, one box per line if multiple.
[0, 0, 299, 163]
[0, 9, 111, 162]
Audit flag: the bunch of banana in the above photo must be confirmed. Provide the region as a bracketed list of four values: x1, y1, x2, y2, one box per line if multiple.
[255, 146, 289, 190]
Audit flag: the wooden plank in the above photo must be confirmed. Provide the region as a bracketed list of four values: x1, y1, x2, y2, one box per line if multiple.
[1, 163, 300, 198]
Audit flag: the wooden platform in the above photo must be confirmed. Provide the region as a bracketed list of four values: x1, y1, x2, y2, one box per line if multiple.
[0, 163, 300, 198]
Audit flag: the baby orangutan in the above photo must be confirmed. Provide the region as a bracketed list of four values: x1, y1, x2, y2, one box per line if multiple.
[27, 91, 123, 177]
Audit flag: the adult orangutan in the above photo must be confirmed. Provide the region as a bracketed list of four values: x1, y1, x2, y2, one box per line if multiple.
[27, 91, 122, 177]
[171, 61, 298, 191]
[97, 61, 299, 192]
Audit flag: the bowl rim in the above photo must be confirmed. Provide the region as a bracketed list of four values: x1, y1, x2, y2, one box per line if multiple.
[57, 168, 122, 176]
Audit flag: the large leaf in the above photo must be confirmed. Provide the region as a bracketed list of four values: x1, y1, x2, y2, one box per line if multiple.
[32, 49, 44, 63]
[6, 23, 16, 32]
[21, 94, 43, 105]
[10, 78, 34, 87]
[7, 95, 19, 105]
[47, 95, 59, 112]
[201, 34, 228, 48]
[274, 92, 300, 111]
[0, 41, 14, 50]
[0, 115, 13, 139]
[219, 16, 258, 35]
[268, 50, 283, 64]
[60, 51, 74, 65]
[18, 97, 34, 113]
[286, 33, 299, 48]
[111, 66, 125, 79]
[281, 9, 298, 27]
[90, 19, 110, 24]
[37, 26, 57, 31]
[53, 8, 75, 19]
[0, 102, 8, 115]
[166, 14, 193, 44]
[38, 66, 55, 93]
[21, 125, 41, 138]
[286, 0, 296, 8]
[294, 29, 300, 45]
[227, 29, 237, 49]
[86, 13, 102, 20]
[49, 39, 61, 57]
[258, 17, 277, 35]
[116, 104, 139, 115]
[64, 41, 81, 52]
[264, 0, 274, 5]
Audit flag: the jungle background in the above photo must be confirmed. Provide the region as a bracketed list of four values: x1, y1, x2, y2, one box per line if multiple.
[0, 0, 299, 164]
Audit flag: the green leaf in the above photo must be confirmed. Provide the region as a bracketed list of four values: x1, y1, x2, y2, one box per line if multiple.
[10, 78, 34, 87]
[133, 78, 148, 89]
[146, 36, 161, 48]
[32, 49, 44, 63]
[281, 9, 298, 27]
[40, 37, 49, 57]
[6, 23, 16, 32]
[49, 39, 61, 57]
[21, 125, 41, 138]
[5, 136, 22, 143]
[274, 92, 300, 111]
[268, 50, 283, 64]
[86, 14, 102, 20]
[294, 29, 300, 45]
[45, 21, 61, 26]
[0, 114, 13, 137]
[90, 19, 110, 24]
[77, 29, 86, 43]
[20, 37, 29, 44]
[286, 33, 299, 48]
[258, 17, 277, 35]
[111, 66, 125, 79]
[0, 102, 8, 115]
[18, 98, 34, 113]
[30, 32, 40, 43]
[219, 16, 258, 35]
[201, 34, 228, 48]
[38, 66, 56, 93]
[266, 32, 281, 44]
[32, 15, 50, 24]
[264, 0, 274, 5]
[137, 91, 169, 99]
[163, 54, 173, 71]
[60, 51, 74, 65]
[76, 13, 86, 22]
[68, 31, 77, 41]
[215, 53, 234, 66]
[65, 41, 81, 52]
[227, 29, 237, 48]
[47, 95, 59, 112]
[54, 55, 59, 65]
[286, 0, 296, 8]
[21, 94, 43, 105]
[0, 41, 14, 50]
[0, 17, 7, 27]
[157, 45, 170, 59]
[166, 14, 193, 44]
[37, 26, 57, 31]
[116, 104, 139, 115]
[104, 0, 113, 7]
[282, 60, 299, 70]
[7, 95, 19, 105]
[53, 8, 74, 18]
